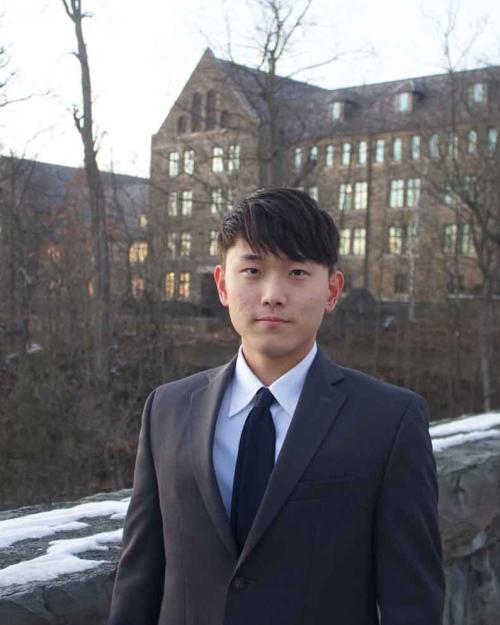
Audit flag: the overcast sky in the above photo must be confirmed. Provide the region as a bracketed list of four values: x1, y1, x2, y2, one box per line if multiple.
[1, 0, 499, 177]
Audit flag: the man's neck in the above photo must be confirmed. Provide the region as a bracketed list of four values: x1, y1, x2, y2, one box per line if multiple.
[240, 341, 315, 386]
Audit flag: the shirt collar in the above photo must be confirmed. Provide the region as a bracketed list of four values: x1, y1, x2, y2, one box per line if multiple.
[228, 341, 318, 418]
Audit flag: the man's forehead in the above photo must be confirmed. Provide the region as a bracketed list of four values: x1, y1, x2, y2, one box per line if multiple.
[229, 238, 309, 263]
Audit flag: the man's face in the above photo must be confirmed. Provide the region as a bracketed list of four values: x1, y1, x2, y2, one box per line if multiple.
[213, 236, 344, 364]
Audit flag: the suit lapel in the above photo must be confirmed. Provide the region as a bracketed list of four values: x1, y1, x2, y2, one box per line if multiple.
[235, 348, 347, 570]
[188, 355, 239, 561]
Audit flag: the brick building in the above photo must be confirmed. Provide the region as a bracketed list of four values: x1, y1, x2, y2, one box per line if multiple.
[149, 49, 500, 307]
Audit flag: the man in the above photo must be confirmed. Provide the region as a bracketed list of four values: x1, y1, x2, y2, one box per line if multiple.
[108, 188, 445, 625]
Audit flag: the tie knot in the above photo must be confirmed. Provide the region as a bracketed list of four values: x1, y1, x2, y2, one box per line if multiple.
[254, 387, 275, 409]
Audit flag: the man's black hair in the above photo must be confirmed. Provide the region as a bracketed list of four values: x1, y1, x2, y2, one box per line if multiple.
[218, 188, 339, 273]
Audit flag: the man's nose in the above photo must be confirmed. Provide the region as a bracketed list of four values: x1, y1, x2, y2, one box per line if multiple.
[260, 276, 286, 306]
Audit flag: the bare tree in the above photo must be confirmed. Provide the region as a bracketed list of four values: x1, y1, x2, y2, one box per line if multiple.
[61, 0, 111, 386]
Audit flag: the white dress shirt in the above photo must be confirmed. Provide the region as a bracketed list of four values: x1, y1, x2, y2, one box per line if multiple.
[212, 341, 318, 518]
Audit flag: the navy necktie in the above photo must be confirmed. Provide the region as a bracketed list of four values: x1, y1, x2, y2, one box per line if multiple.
[230, 387, 276, 551]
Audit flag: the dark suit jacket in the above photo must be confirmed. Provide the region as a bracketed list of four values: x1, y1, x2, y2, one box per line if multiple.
[108, 348, 445, 625]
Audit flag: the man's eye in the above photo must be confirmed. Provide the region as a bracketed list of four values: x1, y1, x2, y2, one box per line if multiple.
[290, 269, 307, 276]
[243, 268, 259, 275]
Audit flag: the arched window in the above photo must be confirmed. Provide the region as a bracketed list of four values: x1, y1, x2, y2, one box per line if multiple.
[177, 116, 187, 135]
[191, 92, 202, 132]
[206, 90, 217, 130]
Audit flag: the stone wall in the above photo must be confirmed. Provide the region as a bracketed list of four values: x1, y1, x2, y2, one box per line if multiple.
[1, 435, 499, 625]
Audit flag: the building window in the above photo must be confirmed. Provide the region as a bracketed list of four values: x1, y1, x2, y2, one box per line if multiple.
[389, 179, 405, 208]
[309, 186, 319, 201]
[466, 130, 478, 155]
[165, 272, 175, 299]
[469, 82, 487, 104]
[461, 224, 475, 256]
[387, 226, 404, 255]
[177, 116, 187, 135]
[443, 224, 458, 254]
[339, 228, 351, 255]
[352, 228, 366, 256]
[375, 139, 385, 163]
[212, 146, 224, 172]
[339, 183, 353, 210]
[325, 144, 334, 167]
[309, 145, 318, 162]
[191, 92, 202, 132]
[228, 144, 240, 172]
[180, 190, 193, 216]
[210, 188, 224, 214]
[167, 232, 179, 258]
[331, 101, 344, 120]
[206, 90, 217, 130]
[180, 232, 191, 257]
[131, 277, 145, 299]
[129, 241, 148, 264]
[354, 181, 368, 210]
[396, 92, 412, 112]
[429, 134, 439, 159]
[184, 149, 195, 175]
[448, 274, 465, 295]
[179, 272, 190, 299]
[168, 192, 178, 216]
[406, 178, 421, 207]
[209, 230, 219, 256]
[394, 273, 408, 293]
[448, 134, 459, 159]
[410, 135, 421, 160]
[226, 188, 234, 211]
[139, 214, 148, 229]
[341, 142, 351, 166]
[294, 147, 302, 170]
[220, 110, 229, 128]
[358, 141, 367, 165]
[392, 137, 402, 162]
[488, 128, 497, 152]
[169, 152, 179, 177]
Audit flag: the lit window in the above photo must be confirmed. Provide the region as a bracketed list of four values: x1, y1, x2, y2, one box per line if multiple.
[470, 82, 487, 104]
[339, 183, 353, 210]
[467, 130, 478, 155]
[129, 241, 148, 264]
[389, 179, 404, 208]
[180, 232, 191, 257]
[309, 186, 319, 201]
[325, 144, 334, 167]
[387, 227, 404, 255]
[211, 188, 224, 214]
[461, 224, 475, 256]
[339, 228, 351, 255]
[443, 224, 458, 254]
[375, 139, 385, 163]
[429, 134, 439, 159]
[87, 280, 94, 297]
[448, 134, 459, 159]
[354, 181, 368, 210]
[131, 277, 144, 299]
[226, 188, 234, 211]
[169, 152, 179, 177]
[181, 190, 193, 216]
[168, 192, 178, 216]
[184, 149, 195, 175]
[139, 214, 148, 229]
[358, 141, 367, 165]
[167, 232, 178, 258]
[352, 228, 366, 256]
[396, 92, 412, 112]
[444, 183, 458, 207]
[212, 147, 224, 172]
[406, 223, 418, 252]
[310, 145, 318, 162]
[331, 101, 344, 120]
[165, 272, 175, 299]
[488, 128, 497, 152]
[410, 136, 421, 160]
[341, 142, 351, 166]
[209, 230, 219, 256]
[294, 147, 302, 170]
[46, 244, 61, 261]
[406, 178, 421, 207]
[179, 272, 190, 299]
[228, 144, 240, 172]
[392, 137, 402, 162]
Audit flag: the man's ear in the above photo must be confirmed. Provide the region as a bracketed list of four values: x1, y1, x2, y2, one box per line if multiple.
[325, 270, 344, 313]
[214, 264, 229, 307]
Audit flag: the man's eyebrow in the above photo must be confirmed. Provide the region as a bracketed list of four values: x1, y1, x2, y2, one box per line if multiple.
[239, 253, 262, 261]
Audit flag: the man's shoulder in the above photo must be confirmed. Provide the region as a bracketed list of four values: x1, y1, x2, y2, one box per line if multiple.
[151, 359, 234, 402]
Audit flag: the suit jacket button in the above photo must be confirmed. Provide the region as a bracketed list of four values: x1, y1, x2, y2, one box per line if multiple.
[232, 576, 249, 590]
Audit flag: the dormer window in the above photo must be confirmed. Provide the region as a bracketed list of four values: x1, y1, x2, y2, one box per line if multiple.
[331, 101, 344, 121]
[396, 92, 412, 112]
[470, 82, 487, 104]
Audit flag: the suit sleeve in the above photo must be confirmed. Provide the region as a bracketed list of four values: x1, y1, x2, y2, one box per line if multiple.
[108, 389, 165, 625]
[374, 394, 445, 625]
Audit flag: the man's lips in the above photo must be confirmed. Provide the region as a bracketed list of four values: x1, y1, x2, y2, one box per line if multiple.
[256, 317, 290, 323]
